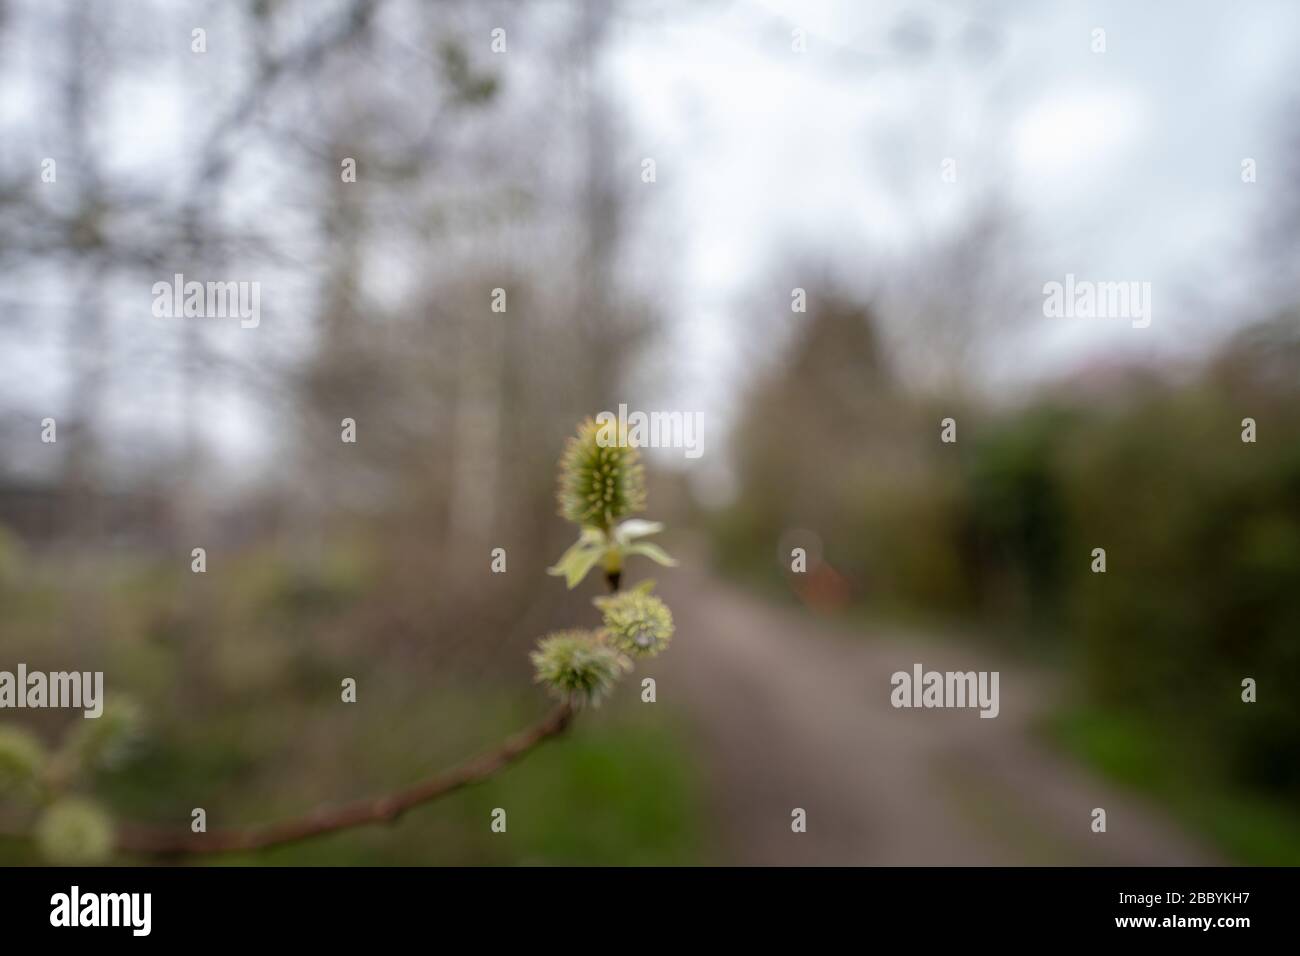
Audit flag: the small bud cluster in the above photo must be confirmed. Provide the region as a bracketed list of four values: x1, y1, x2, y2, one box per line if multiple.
[534, 419, 679, 705]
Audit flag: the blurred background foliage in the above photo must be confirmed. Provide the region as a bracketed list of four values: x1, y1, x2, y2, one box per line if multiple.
[0, 524, 712, 865]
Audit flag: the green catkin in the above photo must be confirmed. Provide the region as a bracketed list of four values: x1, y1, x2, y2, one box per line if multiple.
[556, 418, 646, 530]
[595, 588, 675, 658]
[530, 630, 632, 707]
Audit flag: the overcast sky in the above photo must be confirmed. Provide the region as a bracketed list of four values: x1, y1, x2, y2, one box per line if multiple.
[608, 0, 1299, 429]
[3, 0, 1297, 482]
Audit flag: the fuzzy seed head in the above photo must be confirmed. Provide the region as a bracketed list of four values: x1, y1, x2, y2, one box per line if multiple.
[0, 726, 44, 797]
[36, 798, 114, 864]
[557, 418, 646, 530]
[531, 629, 632, 707]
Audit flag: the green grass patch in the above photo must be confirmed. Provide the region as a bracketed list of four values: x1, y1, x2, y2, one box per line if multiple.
[1045, 705, 1300, 865]
[224, 703, 712, 866]
[1, 684, 714, 866]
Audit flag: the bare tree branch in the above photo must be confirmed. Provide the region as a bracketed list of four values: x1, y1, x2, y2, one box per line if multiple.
[107, 701, 573, 857]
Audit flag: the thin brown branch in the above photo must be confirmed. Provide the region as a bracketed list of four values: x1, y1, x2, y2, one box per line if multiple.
[111, 701, 573, 857]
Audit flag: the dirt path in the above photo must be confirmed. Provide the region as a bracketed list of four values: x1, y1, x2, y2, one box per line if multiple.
[658, 569, 1218, 865]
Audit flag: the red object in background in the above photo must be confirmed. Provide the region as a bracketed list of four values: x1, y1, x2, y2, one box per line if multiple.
[790, 560, 853, 612]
